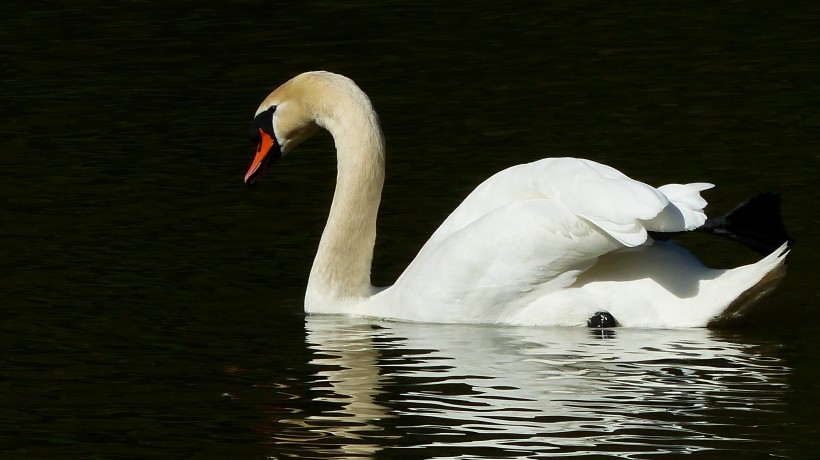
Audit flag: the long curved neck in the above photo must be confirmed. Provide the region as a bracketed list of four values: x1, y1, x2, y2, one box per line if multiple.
[305, 80, 385, 311]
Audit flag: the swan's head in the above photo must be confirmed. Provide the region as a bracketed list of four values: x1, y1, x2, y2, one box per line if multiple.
[244, 74, 322, 185]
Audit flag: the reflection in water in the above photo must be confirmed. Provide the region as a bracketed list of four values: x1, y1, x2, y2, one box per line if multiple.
[266, 317, 789, 458]
[266, 320, 397, 459]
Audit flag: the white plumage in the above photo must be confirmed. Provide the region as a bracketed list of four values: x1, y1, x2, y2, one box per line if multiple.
[245, 71, 788, 328]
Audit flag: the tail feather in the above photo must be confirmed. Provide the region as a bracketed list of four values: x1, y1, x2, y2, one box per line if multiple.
[708, 241, 790, 325]
[698, 193, 792, 256]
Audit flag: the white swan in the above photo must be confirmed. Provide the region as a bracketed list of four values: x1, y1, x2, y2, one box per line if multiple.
[244, 71, 790, 328]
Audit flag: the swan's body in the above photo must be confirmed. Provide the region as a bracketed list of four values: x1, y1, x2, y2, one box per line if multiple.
[245, 71, 789, 328]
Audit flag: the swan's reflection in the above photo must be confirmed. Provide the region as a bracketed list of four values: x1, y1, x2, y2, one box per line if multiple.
[276, 317, 789, 458]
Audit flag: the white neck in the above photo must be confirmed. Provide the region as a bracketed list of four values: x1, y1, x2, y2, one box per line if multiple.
[304, 78, 386, 311]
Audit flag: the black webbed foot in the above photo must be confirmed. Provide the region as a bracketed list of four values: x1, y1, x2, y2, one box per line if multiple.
[587, 311, 618, 328]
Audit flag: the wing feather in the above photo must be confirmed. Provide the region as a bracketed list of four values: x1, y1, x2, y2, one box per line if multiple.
[429, 158, 674, 247]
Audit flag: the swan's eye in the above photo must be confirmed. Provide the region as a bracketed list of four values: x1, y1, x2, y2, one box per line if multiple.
[248, 126, 261, 144]
[248, 105, 277, 144]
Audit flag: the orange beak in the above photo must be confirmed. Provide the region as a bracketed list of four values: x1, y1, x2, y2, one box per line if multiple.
[244, 128, 280, 185]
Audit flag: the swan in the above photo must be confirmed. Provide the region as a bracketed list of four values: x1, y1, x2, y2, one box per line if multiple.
[244, 71, 790, 328]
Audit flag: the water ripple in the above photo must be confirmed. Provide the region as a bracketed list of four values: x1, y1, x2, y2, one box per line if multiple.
[257, 317, 790, 458]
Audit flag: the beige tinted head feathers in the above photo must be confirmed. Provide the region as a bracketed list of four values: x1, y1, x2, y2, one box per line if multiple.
[244, 73, 325, 184]
[244, 71, 377, 184]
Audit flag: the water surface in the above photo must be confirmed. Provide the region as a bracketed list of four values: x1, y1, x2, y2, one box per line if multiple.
[1, 0, 819, 458]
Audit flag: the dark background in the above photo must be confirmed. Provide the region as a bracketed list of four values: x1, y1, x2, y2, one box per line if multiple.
[1, 1, 818, 458]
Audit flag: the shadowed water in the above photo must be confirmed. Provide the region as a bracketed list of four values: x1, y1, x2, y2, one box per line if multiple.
[1, 0, 819, 458]
[257, 317, 791, 458]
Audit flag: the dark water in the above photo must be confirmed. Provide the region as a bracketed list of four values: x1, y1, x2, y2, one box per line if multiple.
[2, 1, 819, 458]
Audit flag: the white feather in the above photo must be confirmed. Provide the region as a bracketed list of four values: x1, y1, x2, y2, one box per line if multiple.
[253, 71, 789, 328]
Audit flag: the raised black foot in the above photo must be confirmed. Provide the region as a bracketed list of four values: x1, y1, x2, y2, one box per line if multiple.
[587, 311, 618, 328]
